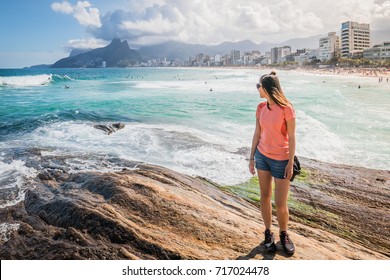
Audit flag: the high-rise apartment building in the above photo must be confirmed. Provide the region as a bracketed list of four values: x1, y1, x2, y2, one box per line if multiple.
[278, 46, 291, 63]
[340, 21, 370, 58]
[271, 47, 278, 64]
[318, 32, 340, 61]
[231, 50, 241, 65]
[270, 46, 291, 64]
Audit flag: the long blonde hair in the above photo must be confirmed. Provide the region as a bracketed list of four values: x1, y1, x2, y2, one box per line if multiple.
[260, 71, 291, 109]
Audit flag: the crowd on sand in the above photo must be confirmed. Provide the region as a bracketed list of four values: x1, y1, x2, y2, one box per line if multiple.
[294, 67, 390, 81]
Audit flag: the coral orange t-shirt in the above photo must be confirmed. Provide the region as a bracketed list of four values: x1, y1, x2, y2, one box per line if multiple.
[256, 102, 296, 160]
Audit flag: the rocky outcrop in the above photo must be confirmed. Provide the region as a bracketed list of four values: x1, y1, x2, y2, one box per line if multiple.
[51, 39, 142, 68]
[0, 155, 388, 260]
[289, 158, 390, 257]
[93, 123, 125, 135]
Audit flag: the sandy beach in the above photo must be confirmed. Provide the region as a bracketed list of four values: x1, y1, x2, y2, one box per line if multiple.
[294, 67, 390, 80]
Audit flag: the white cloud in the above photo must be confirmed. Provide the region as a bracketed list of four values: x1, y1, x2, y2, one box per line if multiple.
[73, 1, 101, 27]
[91, 0, 328, 45]
[65, 38, 108, 50]
[51, 1, 73, 14]
[52, 1, 102, 28]
[53, 0, 390, 45]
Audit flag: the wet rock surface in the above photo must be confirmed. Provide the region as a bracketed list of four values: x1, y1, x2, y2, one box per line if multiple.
[0, 152, 388, 260]
[93, 123, 125, 135]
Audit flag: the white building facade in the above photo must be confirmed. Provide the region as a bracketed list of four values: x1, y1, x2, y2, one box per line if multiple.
[318, 32, 340, 61]
[363, 42, 390, 60]
[341, 21, 370, 58]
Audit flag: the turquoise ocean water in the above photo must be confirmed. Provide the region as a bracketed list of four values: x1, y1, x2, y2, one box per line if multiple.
[1, 67, 389, 207]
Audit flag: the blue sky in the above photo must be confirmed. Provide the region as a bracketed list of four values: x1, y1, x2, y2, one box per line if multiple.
[1, 0, 389, 68]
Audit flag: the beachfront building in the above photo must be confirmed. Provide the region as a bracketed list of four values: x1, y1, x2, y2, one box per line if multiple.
[259, 56, 271, 65]
[242, 51, 262, 65]
[271, 47, 278, 64]
[363, 42, 390, 60]
[195, 53, 204, 66]
[231, 50, 241, 65]
[214, 54, 222, 66]
[294, 49, 319, 66]
[278, 46, 291, 63]
[318, 32, 340, 61]
[341, 21, 370, 58]
[270, 46, 292, 64]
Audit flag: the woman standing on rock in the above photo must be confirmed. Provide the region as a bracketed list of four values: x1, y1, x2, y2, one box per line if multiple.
[249, 71, 296, 256]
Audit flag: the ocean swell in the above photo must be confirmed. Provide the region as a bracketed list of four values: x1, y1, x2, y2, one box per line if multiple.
[0, 74, 72, 88]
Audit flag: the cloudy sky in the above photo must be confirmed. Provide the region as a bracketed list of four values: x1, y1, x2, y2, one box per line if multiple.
[1, 0, 389, 67]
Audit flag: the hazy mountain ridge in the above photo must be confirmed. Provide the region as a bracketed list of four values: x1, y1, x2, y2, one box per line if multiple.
[48, 29, 389, 67]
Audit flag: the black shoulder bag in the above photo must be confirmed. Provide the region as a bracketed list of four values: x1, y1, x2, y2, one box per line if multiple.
[282, 106, 301, 182]
[290, 155, 301, 182]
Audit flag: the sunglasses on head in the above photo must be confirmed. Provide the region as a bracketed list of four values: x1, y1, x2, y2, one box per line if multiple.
[256, 83, 262, 89]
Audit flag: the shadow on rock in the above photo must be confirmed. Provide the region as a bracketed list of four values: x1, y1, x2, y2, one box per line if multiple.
[236, 244, 276, 260]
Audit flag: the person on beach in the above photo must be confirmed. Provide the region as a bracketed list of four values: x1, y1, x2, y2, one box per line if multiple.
[249, 71, 296, 256]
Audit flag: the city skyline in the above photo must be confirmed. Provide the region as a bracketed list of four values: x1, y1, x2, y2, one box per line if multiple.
[1, 0, 390, 68]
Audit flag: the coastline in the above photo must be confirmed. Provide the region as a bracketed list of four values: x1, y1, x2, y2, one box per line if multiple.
[176, 65, 390, 79]
[292, 67, 390, 79]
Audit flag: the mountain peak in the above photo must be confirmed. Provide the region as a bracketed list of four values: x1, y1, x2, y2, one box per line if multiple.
[51, 38, 141, 68]
[110, 38, 122, 47]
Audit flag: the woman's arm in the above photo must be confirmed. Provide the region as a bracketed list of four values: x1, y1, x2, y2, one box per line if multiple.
[249, 117, 261, 175]
[284, 118, 296, 180]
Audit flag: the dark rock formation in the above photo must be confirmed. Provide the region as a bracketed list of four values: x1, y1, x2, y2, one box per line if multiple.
[51, 39, 142, 68]
[0, 154, 388, 260]
[93, 123, 125, 135]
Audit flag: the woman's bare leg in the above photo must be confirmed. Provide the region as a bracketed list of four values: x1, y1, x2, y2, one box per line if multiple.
[274, 178, 290, 232]
[257, 170, 273, 229]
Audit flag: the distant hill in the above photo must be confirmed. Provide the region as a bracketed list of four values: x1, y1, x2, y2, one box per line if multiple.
[277, 34, 324, 50]
[50, 29, 390, 67]
[137, 36, 324, 60]
[51, 39, 142, 68]
[51, 36, 326, 67]
[138, 41, 214, 61]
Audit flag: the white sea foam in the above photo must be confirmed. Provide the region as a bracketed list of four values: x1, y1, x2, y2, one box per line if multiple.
[0, 160, 37, 208]
[132, 77, 254, 94]
[23, 121, 251, 184]
[0, 74, 52, 87]
[65, 157, 138, 174]
[296, 110, 344, 163]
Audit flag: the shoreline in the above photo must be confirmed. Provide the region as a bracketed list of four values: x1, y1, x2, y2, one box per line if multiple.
[170, 65, 390, 81]
[292, 67, 390, 79]
[3, 65, 390, 81]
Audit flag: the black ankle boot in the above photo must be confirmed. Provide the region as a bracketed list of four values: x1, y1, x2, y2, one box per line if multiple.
[280, 231, 295, 256]
[263, 229, 277, 253]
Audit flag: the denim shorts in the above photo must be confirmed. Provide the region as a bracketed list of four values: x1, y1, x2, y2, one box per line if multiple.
[254, 149, 289, 179]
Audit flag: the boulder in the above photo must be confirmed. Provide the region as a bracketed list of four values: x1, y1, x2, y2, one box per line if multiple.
[93, 123, 125, 135]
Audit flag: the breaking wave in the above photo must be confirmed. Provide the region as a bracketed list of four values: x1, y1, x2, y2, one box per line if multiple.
[0, 74, 72, 88]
